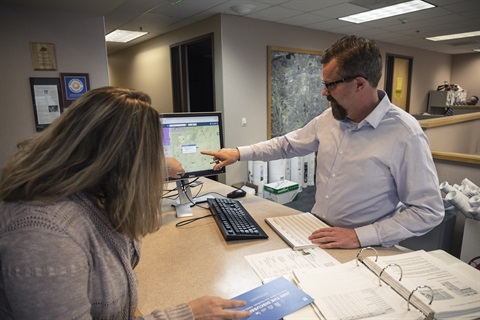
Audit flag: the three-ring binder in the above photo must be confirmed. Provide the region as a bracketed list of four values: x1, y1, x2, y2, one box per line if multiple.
[408, 285, 434, 311]
[378, 263, 402, 286]
[356, 248, 436, 320]
[355, 246, 378, 266]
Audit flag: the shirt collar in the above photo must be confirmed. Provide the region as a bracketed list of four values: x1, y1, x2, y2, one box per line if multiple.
[350, 90, 390, 130]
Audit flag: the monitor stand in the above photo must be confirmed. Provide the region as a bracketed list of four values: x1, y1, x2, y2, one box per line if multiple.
[172, 179, 214, 218]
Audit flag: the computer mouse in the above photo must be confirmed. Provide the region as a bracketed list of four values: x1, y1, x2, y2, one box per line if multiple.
[227, 188, 246, 198]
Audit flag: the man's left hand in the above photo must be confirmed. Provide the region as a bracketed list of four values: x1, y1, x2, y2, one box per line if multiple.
[308, 227, 360, 249]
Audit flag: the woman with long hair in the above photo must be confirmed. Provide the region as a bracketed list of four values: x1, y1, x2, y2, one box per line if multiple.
[0, 86, 249, 320]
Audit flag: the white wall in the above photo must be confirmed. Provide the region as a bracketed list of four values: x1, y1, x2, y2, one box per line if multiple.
[0, 6, 109, 166]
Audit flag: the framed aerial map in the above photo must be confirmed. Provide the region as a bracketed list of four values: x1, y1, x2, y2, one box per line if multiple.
[267, 46, 328, 138]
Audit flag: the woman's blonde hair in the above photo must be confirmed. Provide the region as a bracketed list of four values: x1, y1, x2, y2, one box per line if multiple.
[0, 86, 165, 239]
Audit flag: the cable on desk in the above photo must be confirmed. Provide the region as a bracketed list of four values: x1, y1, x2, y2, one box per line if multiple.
[202, 191, 228, 198]
[162, 178, 203, 200]
[175, 214, 214, 227]
[178, 180, 228, 208]
[179, 179, 204, 208]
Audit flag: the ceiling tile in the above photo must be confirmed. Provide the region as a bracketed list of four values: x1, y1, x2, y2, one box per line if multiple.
[248, 5, 303, 21]
[311, 3, 368, 18]
[2, 0, 478, 54]
[278, 12, 329, 26]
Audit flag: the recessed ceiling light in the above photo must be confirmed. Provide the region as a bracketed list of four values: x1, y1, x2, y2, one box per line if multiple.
[426, 31, 480, 41]
[339, 0, 435, 24]
[106, 30, 148, 43]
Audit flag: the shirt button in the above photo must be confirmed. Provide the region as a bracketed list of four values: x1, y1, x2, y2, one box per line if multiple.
[339, 150, 344, 155]
[325, 195, 329, 199]
[332, 173, 336, 178]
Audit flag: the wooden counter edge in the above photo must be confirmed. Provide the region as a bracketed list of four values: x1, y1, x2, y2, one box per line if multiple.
[418, 112, 480, 129]
[431, 151, 480, 165]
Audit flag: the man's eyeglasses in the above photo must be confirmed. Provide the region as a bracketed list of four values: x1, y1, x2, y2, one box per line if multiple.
[322, 75, 367, 91]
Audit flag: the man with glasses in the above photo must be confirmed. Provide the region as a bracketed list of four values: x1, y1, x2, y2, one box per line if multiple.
[202, 35, 444, 249]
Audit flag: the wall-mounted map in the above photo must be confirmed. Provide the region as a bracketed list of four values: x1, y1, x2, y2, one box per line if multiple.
[268, 46, 328, 138]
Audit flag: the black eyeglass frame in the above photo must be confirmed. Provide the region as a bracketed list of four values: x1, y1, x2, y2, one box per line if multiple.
[322, 75, 367, 91]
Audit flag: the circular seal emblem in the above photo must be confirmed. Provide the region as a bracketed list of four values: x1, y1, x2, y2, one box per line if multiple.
[68, 78, 84, 93]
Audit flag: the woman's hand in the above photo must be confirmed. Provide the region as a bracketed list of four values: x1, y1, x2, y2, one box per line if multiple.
[166, 157, 185, 178]
[188, 296, 250, 319]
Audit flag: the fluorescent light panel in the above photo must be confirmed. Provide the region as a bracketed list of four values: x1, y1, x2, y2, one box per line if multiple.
[106, 30, 148, 43]
[426, 31, 480, 41]
[339, 0, 435, 24]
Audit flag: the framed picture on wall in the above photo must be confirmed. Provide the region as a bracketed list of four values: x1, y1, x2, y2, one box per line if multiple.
[267, 46, 328, 138]
[60, 73, 90, 107]
[30, 42, 57, 71]
[29, 77, 64, 132]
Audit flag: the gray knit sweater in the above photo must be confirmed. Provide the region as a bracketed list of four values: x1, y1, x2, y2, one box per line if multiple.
[0, 193, 193, 320]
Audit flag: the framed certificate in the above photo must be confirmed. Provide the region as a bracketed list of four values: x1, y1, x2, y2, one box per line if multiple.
[29, 77, 64, 131]
[30, 42, 57, 71]
[60, 73, 90, 107]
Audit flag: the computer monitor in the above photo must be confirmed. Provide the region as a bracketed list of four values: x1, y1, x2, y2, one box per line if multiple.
[160, 111, 225, 217]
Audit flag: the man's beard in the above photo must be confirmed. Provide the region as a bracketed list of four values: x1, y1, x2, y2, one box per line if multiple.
[327, 95, 347, 121]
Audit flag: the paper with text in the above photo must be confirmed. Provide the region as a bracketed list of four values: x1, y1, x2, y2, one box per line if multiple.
[265, 213, 329, 250]
[245, 247, 339, 282]
[365, 250, 480, 319]
[294, 263, 424, 320]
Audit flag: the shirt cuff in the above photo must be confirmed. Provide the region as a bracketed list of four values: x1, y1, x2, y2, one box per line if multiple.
[354, 224, 380, 247]
[237, 146, 254, 161]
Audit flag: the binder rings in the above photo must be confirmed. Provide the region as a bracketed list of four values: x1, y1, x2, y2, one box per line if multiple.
[294, 248, 480, 320]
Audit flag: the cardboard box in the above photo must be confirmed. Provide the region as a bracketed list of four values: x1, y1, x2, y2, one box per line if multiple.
[263, 180, 299, 205]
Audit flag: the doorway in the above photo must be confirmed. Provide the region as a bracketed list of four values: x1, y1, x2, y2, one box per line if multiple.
[171, 34, 214, 112]
[385, 54, 413, 112]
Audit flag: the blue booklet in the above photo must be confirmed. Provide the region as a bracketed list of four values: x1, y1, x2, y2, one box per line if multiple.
[230, 276, 314, 320]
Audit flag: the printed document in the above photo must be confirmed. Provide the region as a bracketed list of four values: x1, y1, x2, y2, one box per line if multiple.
[245, 247, 339, 282]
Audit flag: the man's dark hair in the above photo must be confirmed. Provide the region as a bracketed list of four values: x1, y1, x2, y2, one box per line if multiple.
[322, 35, 382, 87]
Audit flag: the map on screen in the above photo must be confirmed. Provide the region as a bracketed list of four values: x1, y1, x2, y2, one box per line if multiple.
[161, 112, 224, 178]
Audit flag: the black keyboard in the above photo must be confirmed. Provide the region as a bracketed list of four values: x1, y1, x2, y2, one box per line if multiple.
[207, 198, 268, 241]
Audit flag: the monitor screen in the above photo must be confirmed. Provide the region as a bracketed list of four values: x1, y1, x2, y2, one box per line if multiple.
[160, 112, 225, 180]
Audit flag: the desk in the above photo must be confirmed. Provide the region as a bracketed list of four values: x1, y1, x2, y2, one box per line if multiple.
[135, 178, 402, 314]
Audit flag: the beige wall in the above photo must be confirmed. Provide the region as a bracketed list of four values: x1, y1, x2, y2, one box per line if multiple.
[1, 7, 477, 187]
[425, 119, 480, 155]
[451, 53, 480, 100]
[0, 6, 109, 166]
[109, 14, 468, 184]
[108, 15, 223, 115]
[435, 160, 480, 187]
